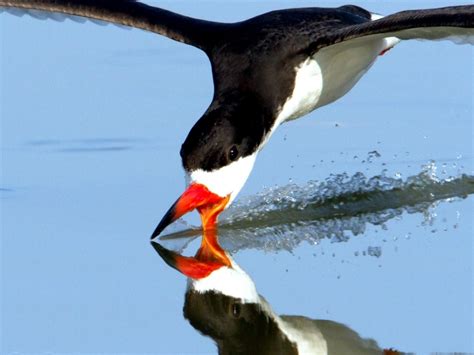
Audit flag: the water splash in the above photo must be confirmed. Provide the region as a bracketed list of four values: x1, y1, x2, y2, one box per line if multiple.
[160, 163, 474, 253]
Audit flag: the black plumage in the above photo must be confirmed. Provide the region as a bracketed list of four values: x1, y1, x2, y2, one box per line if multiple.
[1, 1, 473, 172]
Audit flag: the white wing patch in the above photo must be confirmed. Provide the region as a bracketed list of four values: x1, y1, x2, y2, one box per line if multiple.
[394, 26, 474, 45]
[276, 317, 328, 355]
[370, 12, 385, 21]
[371, 11, 474, 45]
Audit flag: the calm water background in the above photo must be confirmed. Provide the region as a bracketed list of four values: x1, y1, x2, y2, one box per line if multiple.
[1, 1, 473, 353]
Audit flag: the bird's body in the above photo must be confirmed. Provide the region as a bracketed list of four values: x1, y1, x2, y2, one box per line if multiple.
[151, 238, 387, 355]
[1, 1, 473, 237]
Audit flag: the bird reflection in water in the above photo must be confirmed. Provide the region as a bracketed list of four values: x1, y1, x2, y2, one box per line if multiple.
[151, 230, 399, 355]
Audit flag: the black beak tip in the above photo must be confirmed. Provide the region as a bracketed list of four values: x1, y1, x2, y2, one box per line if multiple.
[150, 204, 178, 240]
[150, 228, 161, 241]
[150, 219, 167, 240]
[150, 240, 178, 269]
[150, 240, 167, 257]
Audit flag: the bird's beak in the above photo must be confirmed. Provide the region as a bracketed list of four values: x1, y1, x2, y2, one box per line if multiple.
[150, 183, 230, 240]
[151, 229, 231, 279]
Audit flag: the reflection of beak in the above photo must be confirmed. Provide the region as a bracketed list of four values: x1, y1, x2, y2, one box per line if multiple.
[150, 183, 230, 240]
[151, 229, 231, 279]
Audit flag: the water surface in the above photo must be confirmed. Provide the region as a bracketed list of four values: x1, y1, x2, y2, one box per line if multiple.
[1, 1, 473, 353]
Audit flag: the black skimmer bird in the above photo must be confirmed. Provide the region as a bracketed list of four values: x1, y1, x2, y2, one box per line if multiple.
[151, 235, 396, 354]
[2, 1, 473, 238]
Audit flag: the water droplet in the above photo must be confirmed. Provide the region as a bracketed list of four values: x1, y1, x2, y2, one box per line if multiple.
[368, 150, 381, 158]
[367, 246, 382, 258]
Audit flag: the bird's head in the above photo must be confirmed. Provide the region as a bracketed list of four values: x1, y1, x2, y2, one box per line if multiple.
[151, 92, 269, 239]
[151, 229, 258, 301]
[151, 234, 297, 354]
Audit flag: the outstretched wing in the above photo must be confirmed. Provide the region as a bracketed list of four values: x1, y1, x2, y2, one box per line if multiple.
[0, 0, 225, 51]
[306, 5, 474, 54]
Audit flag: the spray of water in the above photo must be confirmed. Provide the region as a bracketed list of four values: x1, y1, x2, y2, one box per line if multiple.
[161, 162, 473, 253]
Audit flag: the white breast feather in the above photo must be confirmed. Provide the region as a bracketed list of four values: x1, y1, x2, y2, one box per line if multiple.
[277, 58, 324, 123]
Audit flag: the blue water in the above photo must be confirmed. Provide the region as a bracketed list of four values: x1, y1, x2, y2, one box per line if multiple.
[1, 1, 473, 353]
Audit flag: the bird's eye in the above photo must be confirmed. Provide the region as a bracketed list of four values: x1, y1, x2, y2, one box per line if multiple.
[228, 145, 239, 162]
[231, 303, 241, 318]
